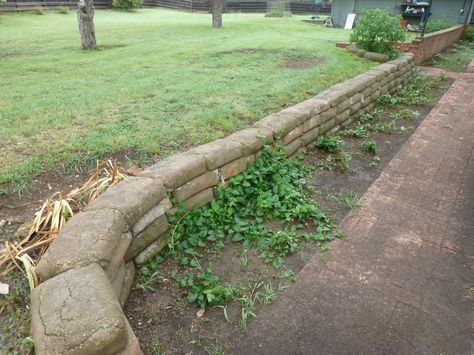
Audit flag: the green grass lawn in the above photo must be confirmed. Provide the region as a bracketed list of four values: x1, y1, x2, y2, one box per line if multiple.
[0, 9, 374, 193]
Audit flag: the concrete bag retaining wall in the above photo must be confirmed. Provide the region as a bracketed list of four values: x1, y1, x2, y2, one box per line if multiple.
[30, 53, 416, 354]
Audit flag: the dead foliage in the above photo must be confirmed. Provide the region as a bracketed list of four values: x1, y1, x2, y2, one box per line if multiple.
[0, 160, 127, 289]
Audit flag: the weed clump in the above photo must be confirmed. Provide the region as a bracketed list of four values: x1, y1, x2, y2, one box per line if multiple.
[144, 146, 340, 309]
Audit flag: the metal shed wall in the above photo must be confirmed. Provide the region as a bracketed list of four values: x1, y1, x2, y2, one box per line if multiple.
[331, 0, 474, 27]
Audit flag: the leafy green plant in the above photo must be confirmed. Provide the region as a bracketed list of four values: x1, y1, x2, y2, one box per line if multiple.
[376, 94, 403, 107]
[391, 108, 420, 120]
[315, 135, 344, 153]
[172, 266, 235, 309]
[466, 27, 474, 42]
[349, 9, 405, 59]
[265, 1, 291, 18]
[32, 5, 44, 14]
[328, 191, 361, 209]
[57, 5, 69, 14]
[112, 0, 143, 11]
[361, 140, 377, 154]
[342, 125, 367, 139]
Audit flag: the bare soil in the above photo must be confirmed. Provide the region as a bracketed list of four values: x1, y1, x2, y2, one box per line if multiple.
[124, 80, 452, 355]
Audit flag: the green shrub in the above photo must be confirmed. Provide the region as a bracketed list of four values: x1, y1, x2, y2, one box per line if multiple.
[32, 5, 44, 14]
[57, 5, 69, 14]
[466, 27, 474, 42]
[425, 19, 454, 33]
[349, 9, 406, 59]
[265, 1, 291, 18]
[361, 140, 377, 154]
[112, 0, 142, 11]
[315, 135, 345, 153]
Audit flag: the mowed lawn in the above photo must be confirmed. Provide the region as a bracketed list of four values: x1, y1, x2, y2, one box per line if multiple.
[0, 9, 374, 193]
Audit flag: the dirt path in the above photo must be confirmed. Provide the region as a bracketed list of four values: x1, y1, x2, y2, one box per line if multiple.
[220, 68, 474, 354]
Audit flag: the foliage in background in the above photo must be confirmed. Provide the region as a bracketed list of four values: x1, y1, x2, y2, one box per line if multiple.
[265, 1, 291, 18]
[466, 27, 474, 42]
[57, 5, 69, 14]
[112, 0, 143, 11]
[425, 19, 454, 34]
[32, 5, 44, 14]
[349, 9, 405, 59]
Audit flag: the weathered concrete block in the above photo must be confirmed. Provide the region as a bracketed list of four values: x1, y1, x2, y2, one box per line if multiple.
[304, 97, 330, 114]
[301, 126, 319, 147]
[254, 110, 304, 139]
[315, 86, 348, 107]
[336, 109, 351, 125]
[320, 107, 337, 124]
[107, 232, 132, 281]
[341, 117, 354, 128]
[112, 262, 125, 300]
[140, 150, 207, 190]
[119, 261, 135, 308]
[319, 118, 336, 135]
[303, 114, 321, 133]
[362, 87, 374, 100]
[350, 93, 363, 105]
[336, 99, 351, 114]
[134, 232, 172, 266]
[31, 264, 129, 355]
[174, 170, 219, 201]
[281, 125, 304, 145]
[174, 187, 215, 212]
[346, 44, 367, 57]
[285, 138, 302, 157]
[370, 63, 398, 74]
[219, 155, 255, 180]
[350, 101, 362, 115]
[125, 214, 169, 261]
[227, 127, 273, 155]
[131, 198, 172, 236]
[363, 52, 389, 63]
[37, 209, 129, 281]
[117, 322, 143, 355]
[87, 177, 166, 226]
[192, 138, 243, 170]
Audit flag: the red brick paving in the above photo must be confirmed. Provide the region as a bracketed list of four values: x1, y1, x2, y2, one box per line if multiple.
[226, 62, 474, 354]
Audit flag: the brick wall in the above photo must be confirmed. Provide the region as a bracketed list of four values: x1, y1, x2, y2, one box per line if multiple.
[400, 25, 466, 64]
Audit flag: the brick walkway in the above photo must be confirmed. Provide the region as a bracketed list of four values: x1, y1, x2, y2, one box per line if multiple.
[226, 65, 474, 354]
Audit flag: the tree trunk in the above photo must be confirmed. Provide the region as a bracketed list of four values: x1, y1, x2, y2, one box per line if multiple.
[211, 0, 223, 28]
[77, 0, 97, 50]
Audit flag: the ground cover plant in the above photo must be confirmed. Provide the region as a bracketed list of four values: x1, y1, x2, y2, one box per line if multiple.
[429, 40, 474, 72]
[124, 71, 451, 354]
[0, 9, 374, 195]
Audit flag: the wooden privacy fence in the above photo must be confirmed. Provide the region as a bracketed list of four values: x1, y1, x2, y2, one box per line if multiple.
[0, 0, 111, 11]
[2, 0, 331, 13]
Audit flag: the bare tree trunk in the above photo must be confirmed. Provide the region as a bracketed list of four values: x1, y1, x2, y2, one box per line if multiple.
[77, 0, 97, 49]
[210, 0, 223, 28]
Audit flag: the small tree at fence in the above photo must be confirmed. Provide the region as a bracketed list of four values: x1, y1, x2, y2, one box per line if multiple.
[112, 0, 143, 11]
[77, 0, 97, 49]
[209, 0, 224, 28]
[350, 9, 405, 59]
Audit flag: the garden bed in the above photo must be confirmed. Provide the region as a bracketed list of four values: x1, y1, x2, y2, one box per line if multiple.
[124, 72, 451, 354]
